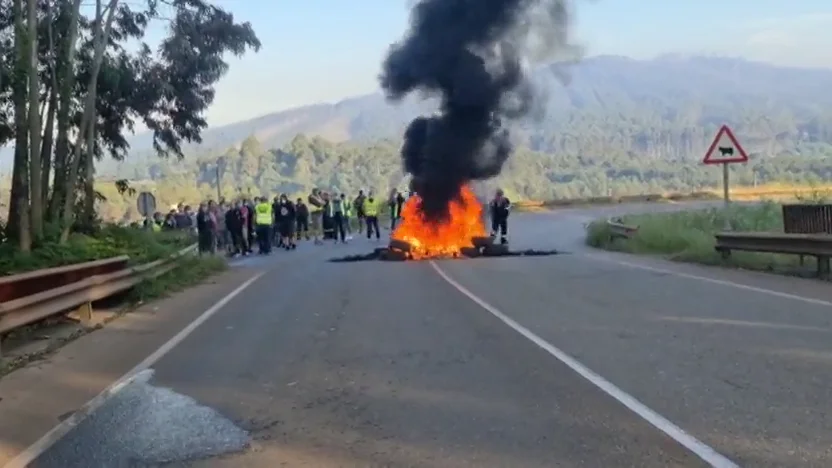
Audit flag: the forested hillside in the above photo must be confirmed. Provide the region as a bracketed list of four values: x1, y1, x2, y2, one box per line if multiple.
[101, 55, 832, 216]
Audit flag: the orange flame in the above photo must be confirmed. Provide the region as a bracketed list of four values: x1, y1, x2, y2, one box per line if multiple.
[392, 184, 487, 259]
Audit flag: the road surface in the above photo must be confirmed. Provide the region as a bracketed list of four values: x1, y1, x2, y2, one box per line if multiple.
[3, 202, 831, 467]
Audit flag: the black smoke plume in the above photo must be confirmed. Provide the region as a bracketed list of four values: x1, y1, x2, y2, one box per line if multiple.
[380, 0, 575, 220]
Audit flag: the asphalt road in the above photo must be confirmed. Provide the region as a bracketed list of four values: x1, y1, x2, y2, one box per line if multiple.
[23, 203, 832, 467]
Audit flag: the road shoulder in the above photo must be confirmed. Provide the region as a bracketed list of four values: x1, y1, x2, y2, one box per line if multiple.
[0, 267, 262, 465]
[584, 249, 832, 305]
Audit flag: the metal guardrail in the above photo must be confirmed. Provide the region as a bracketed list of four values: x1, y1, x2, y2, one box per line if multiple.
[607, 219, 639, 241]
[0, 244, 197, 355]
[0, 255, 130, 303]
[714, 232, 832, 278]
[782, 204, 832, 234]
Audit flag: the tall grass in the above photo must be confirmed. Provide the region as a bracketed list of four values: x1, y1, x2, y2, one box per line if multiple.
[585, 202, 823, 274]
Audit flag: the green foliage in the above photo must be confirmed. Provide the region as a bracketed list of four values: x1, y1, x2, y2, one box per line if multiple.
[585, 203, 820, 273]
[129, 255, 227, 302]
[0, 225, 190, 275]
[100, 132, 832, 223]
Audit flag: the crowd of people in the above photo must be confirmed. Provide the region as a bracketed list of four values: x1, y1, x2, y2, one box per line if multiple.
[143, 187, 513, 254]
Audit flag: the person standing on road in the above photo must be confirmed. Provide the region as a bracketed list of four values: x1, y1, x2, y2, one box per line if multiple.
[341, 193, 353, 240]
[239, 199, 252, 254]
[363, 192, 381, 240]
[354, 190, 366, 234]
[216, 201, 230, 253]
[308, 188, 324, 245]
[387, 189, 406, 230]
[254, 197, 273, 254]
[277, 194, 297, 250]
[331, 193, 347, 243]
[272, 195, 284, 248]
[295, 198, 310, 241]
[321, 192, 335, 242]
[207, 200, 220, 253]
[225, 201, 244, 256]
[489, 188, 511, 245]
[196, 202, 216, 255]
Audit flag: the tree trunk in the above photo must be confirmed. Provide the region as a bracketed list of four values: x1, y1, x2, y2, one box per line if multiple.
[48, 0, 83, 222]
[9, 0, 31, 251]
[59, 0, 119, 243]
[27, 0, 43, 241]
[41, 0, 59, 216]
[41, 85, 57, 210]
[82, 122, 97, 228]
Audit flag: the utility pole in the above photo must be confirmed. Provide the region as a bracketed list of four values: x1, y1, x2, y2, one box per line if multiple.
[216, 161, 222, 201]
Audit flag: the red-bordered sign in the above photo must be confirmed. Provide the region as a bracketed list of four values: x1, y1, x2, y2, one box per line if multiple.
[703, 125, 748, 164]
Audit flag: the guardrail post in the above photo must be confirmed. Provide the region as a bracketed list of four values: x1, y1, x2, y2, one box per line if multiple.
[76, 301, 93, 326]
[818, 256, 830, 279]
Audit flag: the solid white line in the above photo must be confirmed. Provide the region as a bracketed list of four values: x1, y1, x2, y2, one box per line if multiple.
[4, 272, 265, 468]
[429, 261, 739, 468]
[584, 252, 832, 308]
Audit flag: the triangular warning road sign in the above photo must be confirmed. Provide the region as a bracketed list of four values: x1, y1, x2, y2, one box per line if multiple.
[703, 125, 748, 164]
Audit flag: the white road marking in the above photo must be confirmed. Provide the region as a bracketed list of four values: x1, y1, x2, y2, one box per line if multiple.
[4, 272, 265, 468]
[430, 261, 739, 468]
[584, 252, 832, 308]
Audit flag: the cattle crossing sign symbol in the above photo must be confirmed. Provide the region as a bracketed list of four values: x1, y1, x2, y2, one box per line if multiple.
[702, 124, 748, 165]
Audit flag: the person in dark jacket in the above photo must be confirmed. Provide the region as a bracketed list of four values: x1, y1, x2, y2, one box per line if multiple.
[196, 202, 216, 254]
[320, 192, 334, 241]
[295, 198, 309, 240]
[489, 188, 511, 245]
[353, 190, 366, 234]
[225, 202, 244, 256]
[389, 190, 405, 230]
[276, 194, 297, 250]
[272, 195, 284, 247]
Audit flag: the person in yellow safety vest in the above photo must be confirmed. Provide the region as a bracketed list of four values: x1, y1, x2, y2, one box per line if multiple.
[254, 196, 273, 254]
[362, 192, 381, 240]
[340, 193, 353, 240]
[146, 212, 163, 232]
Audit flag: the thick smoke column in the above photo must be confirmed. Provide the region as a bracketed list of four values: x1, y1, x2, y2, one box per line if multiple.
[380, 0, 575, 220]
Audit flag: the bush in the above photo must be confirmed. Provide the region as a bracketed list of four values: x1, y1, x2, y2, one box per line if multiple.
[0, 225, 195, 276]
[584, 203, 810, 272]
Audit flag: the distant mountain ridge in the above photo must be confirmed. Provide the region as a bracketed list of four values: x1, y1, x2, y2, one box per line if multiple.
[122, 55, 832, 158]
[5, 55, 830, 172]
[92, 55, 832, 212]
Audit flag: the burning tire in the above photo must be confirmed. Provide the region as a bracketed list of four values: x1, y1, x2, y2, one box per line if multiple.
[460, 246, 481, 258]
[381, 249, 408, 261]
[482, 243, 509, 256]
[471, 236, 494, 248]
[388, 239, 413, 252]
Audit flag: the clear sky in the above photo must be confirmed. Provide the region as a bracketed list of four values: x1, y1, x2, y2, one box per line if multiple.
[163, 0, 832, 127]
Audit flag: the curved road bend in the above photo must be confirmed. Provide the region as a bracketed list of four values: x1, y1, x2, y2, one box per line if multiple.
[10, 204, 832, 467]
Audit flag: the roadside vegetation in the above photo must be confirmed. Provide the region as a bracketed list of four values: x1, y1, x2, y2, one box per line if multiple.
[129, 254, 227, 303]
[511, 183, 832, 212]
[0, 225, 195, 276]
[585, 198, 829, 275]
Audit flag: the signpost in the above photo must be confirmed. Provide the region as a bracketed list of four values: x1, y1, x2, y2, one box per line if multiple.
[136, 191, 157, 228]
[703, 124, 748, 229]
